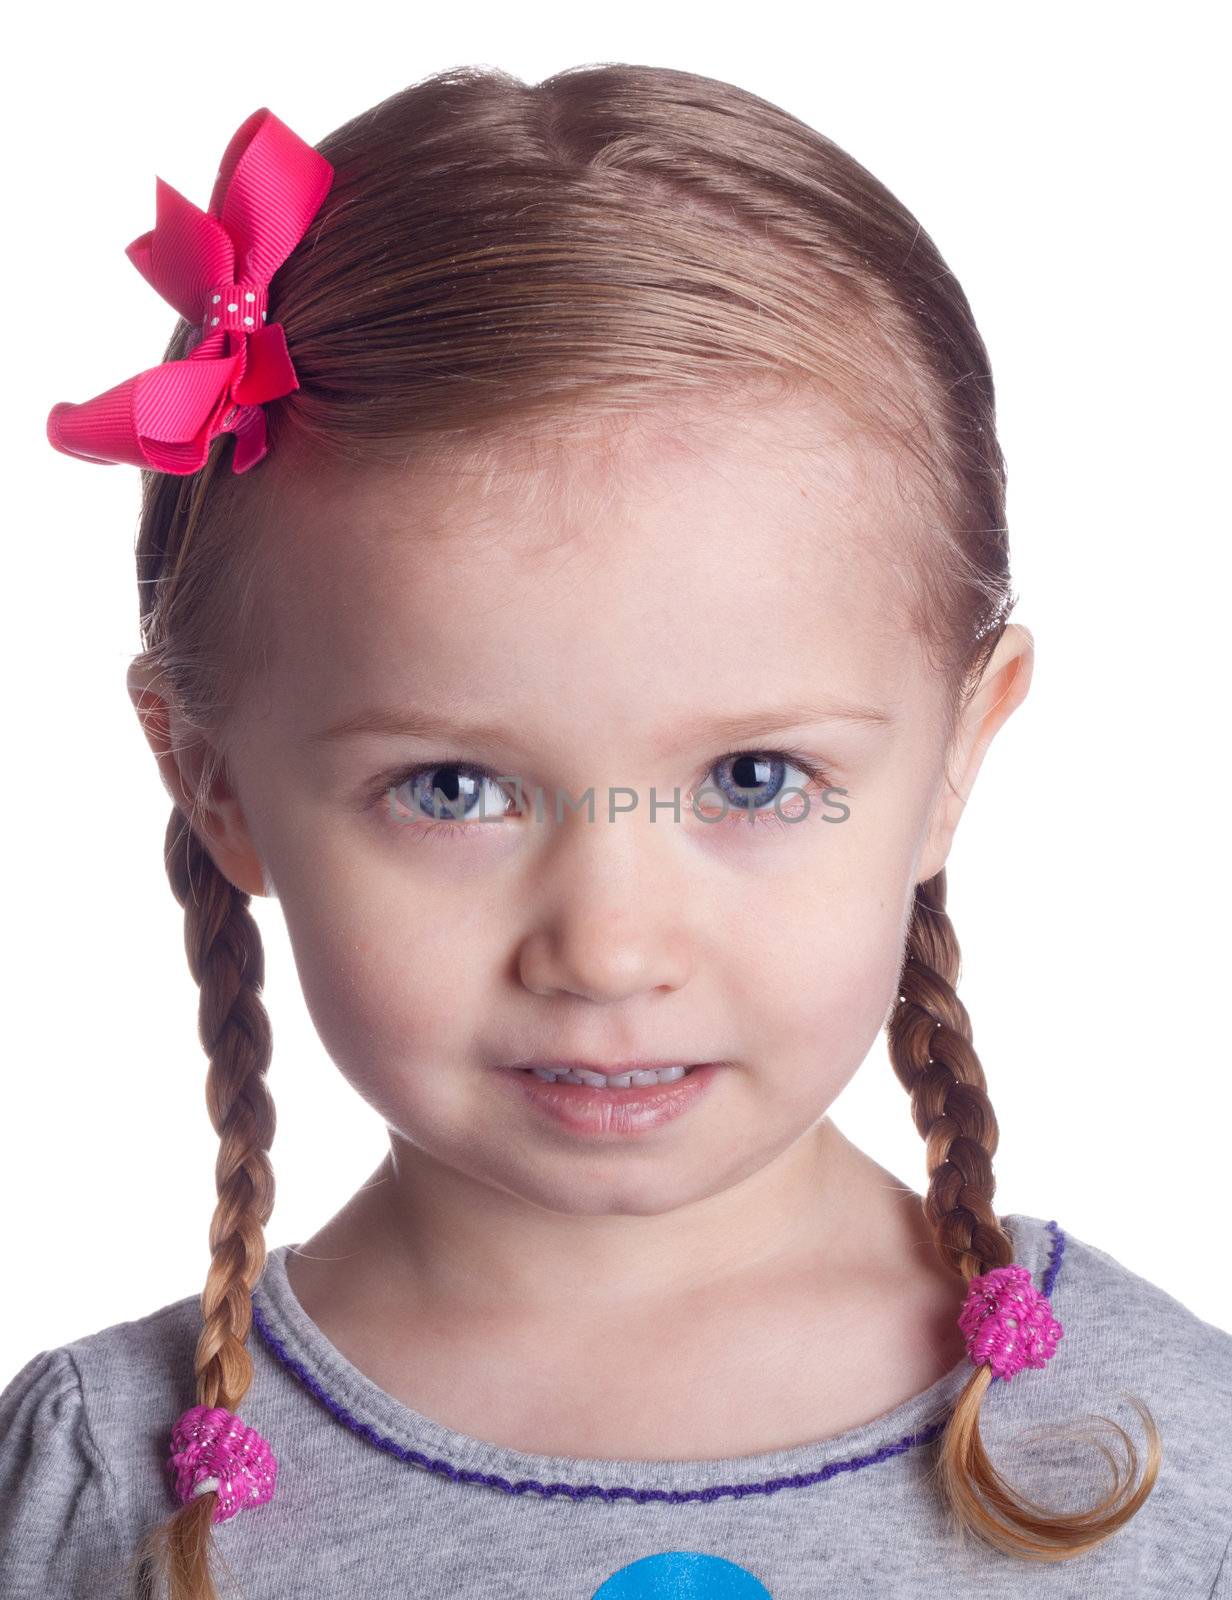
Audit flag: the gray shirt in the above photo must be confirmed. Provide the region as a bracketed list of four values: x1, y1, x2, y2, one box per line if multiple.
[2, 1212, 1229, 1598]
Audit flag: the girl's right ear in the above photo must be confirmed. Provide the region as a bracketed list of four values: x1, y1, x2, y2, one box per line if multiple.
[126, 659, 271, 900]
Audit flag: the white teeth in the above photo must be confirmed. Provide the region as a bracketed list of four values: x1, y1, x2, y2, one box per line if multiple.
[527, 1065, 692, 1087]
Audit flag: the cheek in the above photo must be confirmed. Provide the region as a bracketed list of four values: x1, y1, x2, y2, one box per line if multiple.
[736, 855, 912, 1080]
[271, 850, 490, 1101]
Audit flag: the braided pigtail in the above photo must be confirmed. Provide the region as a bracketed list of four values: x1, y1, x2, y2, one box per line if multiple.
[125, 807, 276, 1600]
[887, 867, 1161, 1560]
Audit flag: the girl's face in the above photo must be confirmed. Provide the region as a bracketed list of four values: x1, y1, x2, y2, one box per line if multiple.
[179, 399, 1029, 1252]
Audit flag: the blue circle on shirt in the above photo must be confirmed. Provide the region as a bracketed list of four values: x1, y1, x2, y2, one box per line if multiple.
[591, 1552, 773, 1597]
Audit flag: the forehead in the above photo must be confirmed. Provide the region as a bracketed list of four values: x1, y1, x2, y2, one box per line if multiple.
[256, 396, 930, 732]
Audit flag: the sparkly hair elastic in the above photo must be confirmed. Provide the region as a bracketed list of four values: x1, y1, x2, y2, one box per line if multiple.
[168, 1404, 277, 1524]
[958, 1261, 1064, 1381]
[45, 107, 333, 476]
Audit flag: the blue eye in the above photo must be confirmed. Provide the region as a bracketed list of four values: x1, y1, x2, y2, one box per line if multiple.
[706, 752, 809, 814]
[386, 763, 514, 827]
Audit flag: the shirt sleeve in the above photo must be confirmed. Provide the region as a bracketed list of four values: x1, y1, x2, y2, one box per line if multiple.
[0, 1346, 130, 1597]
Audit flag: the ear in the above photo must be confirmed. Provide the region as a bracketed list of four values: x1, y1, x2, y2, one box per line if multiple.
[126, 660, 271, 899]
[916, 623, 1034, 886]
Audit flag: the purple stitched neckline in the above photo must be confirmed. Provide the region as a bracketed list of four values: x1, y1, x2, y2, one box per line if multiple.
[249, 1219, 1066, 1504]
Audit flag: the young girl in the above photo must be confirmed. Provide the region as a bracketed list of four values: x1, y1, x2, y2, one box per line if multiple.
[5, 64, 1229, 1600]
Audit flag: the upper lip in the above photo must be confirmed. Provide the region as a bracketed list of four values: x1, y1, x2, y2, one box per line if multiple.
[503, 1059, 709, 1076]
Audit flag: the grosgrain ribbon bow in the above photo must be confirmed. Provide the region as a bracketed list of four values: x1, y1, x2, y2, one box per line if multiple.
[46, 108, 334, 475]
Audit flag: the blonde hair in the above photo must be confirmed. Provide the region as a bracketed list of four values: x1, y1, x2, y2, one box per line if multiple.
[122, 61, 1160, 1598]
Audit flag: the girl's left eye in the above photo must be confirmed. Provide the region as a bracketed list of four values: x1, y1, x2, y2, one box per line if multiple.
[697, 751, 825, 828]
[373, 748, 832, 838]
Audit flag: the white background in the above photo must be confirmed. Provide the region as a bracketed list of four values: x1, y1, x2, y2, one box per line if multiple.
[3, 1, 1228, 1386]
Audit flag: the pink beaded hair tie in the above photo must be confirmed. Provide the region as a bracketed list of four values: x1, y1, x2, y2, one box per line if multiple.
[958, 1262, 1064, 1381]
[168, 1405, 278, 1525]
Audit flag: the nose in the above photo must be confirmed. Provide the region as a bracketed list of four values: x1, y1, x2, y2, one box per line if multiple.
[515, 811, 696, 1003]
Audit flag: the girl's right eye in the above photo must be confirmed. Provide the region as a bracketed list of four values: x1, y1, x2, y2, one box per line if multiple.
[384, 762, 515, 833]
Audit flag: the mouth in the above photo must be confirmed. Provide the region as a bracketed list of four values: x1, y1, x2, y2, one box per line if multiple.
[498, 1060, 724, 1138]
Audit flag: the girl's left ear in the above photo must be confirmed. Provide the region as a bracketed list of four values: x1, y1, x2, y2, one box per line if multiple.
[126, 659, 270, 900]
[916, 623, 1035, 885]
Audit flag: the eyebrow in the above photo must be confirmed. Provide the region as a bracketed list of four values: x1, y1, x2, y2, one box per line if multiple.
[307, 696, 893, 753]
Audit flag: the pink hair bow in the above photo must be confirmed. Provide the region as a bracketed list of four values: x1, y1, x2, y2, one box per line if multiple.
[46, 108, 334, 475]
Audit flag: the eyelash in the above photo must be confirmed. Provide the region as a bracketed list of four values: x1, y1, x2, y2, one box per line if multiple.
[369, 746, 837, 840]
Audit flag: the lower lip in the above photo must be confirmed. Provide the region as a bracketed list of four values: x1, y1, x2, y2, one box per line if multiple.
[498, 1062, 725, 1139]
